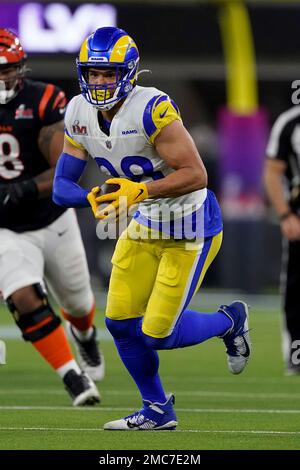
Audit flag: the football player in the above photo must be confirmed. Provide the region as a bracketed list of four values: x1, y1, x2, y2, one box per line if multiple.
[53, 27, 251, 429]
[0, 29, 104, 405]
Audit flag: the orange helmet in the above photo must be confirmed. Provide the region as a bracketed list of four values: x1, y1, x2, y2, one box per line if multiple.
[0, 29, 27, 104]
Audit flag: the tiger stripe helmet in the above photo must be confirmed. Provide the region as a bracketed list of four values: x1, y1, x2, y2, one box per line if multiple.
[0, 29, 27, 104]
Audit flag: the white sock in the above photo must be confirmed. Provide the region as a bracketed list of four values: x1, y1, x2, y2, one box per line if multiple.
[56, 359, 82, 378]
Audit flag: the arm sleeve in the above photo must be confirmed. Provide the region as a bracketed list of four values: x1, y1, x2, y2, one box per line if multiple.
[142, 94, 182, 144]
[53, 153, 89, 208]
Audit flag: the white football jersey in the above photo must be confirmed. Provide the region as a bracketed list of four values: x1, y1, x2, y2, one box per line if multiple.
[65, 85, 207, 224]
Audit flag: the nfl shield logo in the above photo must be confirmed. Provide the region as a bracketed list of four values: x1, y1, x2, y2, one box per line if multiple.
[106, 140, 112, 149]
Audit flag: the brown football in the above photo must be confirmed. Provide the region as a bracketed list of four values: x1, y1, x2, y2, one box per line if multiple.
[97, 182, 120, 218]
[100, 182, 120, 195]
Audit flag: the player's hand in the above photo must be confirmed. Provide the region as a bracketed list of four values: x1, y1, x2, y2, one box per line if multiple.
[87, 186, 101, 218]
[89, 178, 148, 220]
[281, 213, 300, 241]
[0, 180, 38, 208]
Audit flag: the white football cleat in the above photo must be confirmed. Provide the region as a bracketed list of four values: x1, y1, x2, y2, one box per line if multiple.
[219, 301, 251, 374]
[104, 394, 177, 431]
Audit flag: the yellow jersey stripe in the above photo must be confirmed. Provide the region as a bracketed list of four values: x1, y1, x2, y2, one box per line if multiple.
[65, 132, 85, 150]
[149, 99, 181, 144]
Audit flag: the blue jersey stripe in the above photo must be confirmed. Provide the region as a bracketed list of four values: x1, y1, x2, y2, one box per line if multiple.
[134, 190, 223, 239]
[143, 94, 160, 138]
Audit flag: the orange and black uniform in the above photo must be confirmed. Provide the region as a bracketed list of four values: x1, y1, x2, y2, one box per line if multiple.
[0, 78, 66, 232]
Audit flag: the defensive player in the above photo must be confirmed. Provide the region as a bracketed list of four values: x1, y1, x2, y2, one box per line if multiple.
[53, 27, 251, 429]
[0, 29, 103, 405]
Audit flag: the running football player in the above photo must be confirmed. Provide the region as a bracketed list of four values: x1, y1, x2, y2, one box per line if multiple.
[53, 27, 251, 428]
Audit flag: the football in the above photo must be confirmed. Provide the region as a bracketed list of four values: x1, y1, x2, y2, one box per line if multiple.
[100, 182, 120, 195]
[96, 182, 120, 218]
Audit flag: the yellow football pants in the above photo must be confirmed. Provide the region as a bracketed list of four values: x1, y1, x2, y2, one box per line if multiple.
[106, 220, 223, 338]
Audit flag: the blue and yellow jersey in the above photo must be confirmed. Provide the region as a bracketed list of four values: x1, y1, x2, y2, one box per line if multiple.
[64, 85, 222, 238]
[142, 94, 181, 144]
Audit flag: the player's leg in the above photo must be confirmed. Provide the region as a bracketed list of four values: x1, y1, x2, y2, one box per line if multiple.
[281, 239, 300, 374]
[44, 209, 104, 381]
[104, 222, 177, 430]
[140, 231, 251, 374]
[0, 228, 99, 406]
[140, 232, 227, 341]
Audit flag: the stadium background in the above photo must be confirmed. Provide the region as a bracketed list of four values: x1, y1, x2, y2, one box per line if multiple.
[1, 0, 300, 451]
[2, 0, 298, 292]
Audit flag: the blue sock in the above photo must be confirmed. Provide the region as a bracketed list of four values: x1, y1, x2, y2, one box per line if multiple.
[141, 310, 232, 350]
[106, 318, 166, 403]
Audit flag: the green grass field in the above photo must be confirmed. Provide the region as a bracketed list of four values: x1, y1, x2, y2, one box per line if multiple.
[1, 301, 300, 450]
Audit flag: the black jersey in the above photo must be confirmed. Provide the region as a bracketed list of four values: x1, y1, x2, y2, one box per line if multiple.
[0, 78, 67, 232]
[266, 106, 300, 198]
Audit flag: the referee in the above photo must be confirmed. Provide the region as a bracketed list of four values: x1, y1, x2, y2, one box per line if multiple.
[264, 105, 300, 374]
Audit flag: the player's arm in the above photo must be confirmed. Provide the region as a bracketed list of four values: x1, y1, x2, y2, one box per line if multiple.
[146, 120, 207, 197]
[264, 159, 289, 218]
[264, 158, 300, 241]
[52, 136, 90, 208]
[0, 120, 66, 208]
[0, 86, 67, 208]
[35, 119, 65, 197]
[93, 97, 207, 219]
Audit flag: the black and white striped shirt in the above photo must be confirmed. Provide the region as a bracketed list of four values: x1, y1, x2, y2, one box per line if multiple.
[266, 106, 300, 197]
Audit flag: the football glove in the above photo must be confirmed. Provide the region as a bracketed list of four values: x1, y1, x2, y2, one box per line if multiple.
[0, 180, 38, 208]
[87, 178, 148, 220]
[87, 186, 101, 218]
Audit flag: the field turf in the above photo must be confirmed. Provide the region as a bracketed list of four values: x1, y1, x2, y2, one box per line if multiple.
[0, 302, 300, 450]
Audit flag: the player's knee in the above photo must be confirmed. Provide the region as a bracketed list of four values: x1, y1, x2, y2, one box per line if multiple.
[140, 331, 168, 349]
[12, 304, 61, 342]
[140, 324, 174, 349]
[60, 288, 94, 317]
[105, 317, 141, 339]
[7, 284, 61, 342]
[8, 284, 44, 314]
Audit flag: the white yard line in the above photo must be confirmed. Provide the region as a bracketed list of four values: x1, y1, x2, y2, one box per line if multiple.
[0, 405, 300, 414]
[1, 389, 300, 400]
[0, 427, 298, 435]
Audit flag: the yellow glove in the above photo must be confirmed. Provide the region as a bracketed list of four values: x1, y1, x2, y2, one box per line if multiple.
[87, 186, 101, 218]
[90, 178, 148, 220]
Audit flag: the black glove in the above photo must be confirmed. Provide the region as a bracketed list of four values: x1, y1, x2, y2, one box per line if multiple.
[0, 180, 38, 208]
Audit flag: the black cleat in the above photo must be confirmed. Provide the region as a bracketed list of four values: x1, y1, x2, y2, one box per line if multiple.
[66, 322, 105, 382]
[63, 369, 101, 406]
